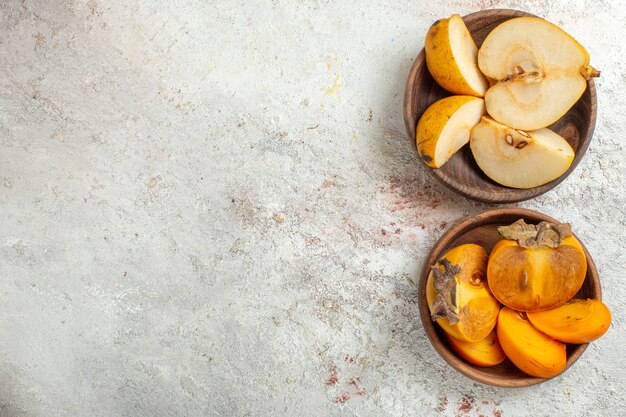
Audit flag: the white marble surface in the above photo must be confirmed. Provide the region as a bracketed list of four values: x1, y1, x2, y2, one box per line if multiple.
[1, 0, 625, 416]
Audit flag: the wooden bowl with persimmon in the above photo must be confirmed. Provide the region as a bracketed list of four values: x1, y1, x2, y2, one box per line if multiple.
[403, 9, 598, 203]
[418, 208, 610, 388]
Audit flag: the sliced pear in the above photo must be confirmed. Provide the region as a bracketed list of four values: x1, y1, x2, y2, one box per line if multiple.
[470, 116, 574, 188]
[416, 96, 485, 168]
[478, 17, 599, 130]
[425, 14, 488, 97]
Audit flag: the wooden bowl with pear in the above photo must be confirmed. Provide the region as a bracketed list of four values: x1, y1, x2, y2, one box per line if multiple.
[403, 9, 598, 203]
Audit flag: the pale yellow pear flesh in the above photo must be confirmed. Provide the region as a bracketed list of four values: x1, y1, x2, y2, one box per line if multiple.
[470, 117, 574, 188]
[416, 96, 485, 168]
[478, 17, 597, 130]
[425, 14, 488, 97]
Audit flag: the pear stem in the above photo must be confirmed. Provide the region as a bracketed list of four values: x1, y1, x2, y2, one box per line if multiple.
[582, 65, 601, 80]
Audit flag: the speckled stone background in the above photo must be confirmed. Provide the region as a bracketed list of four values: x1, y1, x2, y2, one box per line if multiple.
[1, 0, 625, 416]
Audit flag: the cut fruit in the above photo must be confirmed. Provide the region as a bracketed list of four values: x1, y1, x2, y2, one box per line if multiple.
[470, 116, 574, 188]
[425, 14, 489, 96]
[488, 219, 587, 312]
[426, 244, 500, 342]
[478, 17, 599, 130]
[416, 96, 485, 168]
[497, 307, 566, 378]
[527, 299, 612, 344]
[445, 329, 506, 367]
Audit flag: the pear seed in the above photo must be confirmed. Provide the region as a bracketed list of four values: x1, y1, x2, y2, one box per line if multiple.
[505, 134, 514, 146]
[516, 140, 529, 149]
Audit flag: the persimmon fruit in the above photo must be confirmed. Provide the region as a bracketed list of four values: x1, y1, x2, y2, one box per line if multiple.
[445, 329, 506, 367]
[488, 220, 587, 312]
[527, 299, 611, 344]
[497, 307, 566, 378]
[426, 244, 500, 342]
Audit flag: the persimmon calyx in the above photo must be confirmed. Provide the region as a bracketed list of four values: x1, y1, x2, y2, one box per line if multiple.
[497, 219, 572, 249]
[430, 258, 460, 324]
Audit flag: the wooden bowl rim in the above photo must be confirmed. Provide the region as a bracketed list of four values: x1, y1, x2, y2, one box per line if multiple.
[403, 9, 597, 204]
[418, 207, 601, 388]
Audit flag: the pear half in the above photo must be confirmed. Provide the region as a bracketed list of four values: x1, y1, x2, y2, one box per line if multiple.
[425, 14, 488, 97]
[470, 116, 574, 189]
[417, 96, 485, 168]
[478, 17, 599, 130]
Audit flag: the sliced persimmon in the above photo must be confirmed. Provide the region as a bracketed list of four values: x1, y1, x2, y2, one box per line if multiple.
[527, 299, 611, 344]
[445, 329, 506, 367]
[426, 244, 500, 342]
[487, 220, 587, 312]
[497, 307, 566, 378]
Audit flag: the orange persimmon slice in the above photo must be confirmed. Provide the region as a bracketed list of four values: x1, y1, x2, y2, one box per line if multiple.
[487, 220, 587, 312]
[445, 329, 506, 367]
[497, 307, 566, 378]
[527, 299, 611, 344]
[426, 244, 500, 342]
